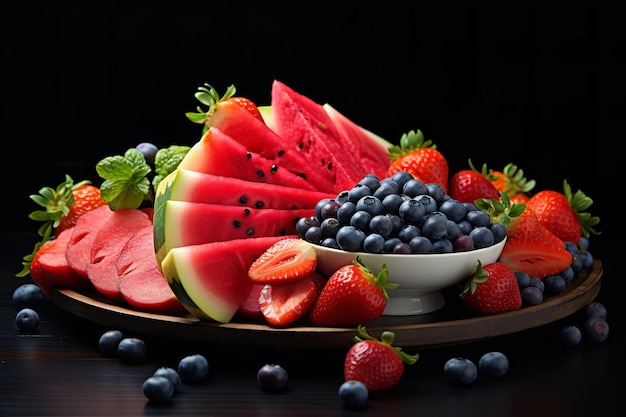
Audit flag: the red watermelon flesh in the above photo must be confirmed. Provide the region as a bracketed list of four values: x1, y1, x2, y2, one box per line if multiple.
[160, 236, 292, 323]
[157, 200, 311, 253]
[164, 169, 334, 209]
[206, 100, 339, 193]
[117, 225, 187, 314]
[65, 205, 114, 278]
[87, 209, 153, 301]
[269, 80, 387, 192]
[323, 103, 391, 176]
[178, 127, 317, 191]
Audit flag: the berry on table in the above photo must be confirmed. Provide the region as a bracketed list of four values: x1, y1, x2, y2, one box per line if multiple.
[15, 308, 40, 331]
[583, 317, 609, 343]
[338, 380, 368, 408]
[478, 352, 510, 378]
[153, 367, 181, 391]
[178, 354, 209, 383]
[117, 337, 146, 364]
[142, 376, 174, 402]
[444, 357, 478, 385]
[12, 284, 46, 308]
[257, 364, 288, 390]
[584, 301, 607, 320]
[557, 325, 582, 347]
[98, 329, 124, 356]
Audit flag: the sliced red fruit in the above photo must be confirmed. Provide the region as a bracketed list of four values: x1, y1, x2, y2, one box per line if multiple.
[248, 238, 317, 284]
[86, 209, 153, 301]
[499, 237, 573, 279]
[258, 276, 318, 327]
[65, 205, 114, 278]
[116, 225, 187, 314]
[236, 283, 266, 322]
[35, 227, 90, 296]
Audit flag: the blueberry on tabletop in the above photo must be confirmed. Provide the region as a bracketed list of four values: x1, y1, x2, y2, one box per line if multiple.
[117, 337, 146, 364]
[478, 352, 510, 378]
[98, 330, 124, 356]
[12, 284, 46, 308]
[583, 317, 609, 343]
[338, 380, 369, 408]
[557, 325, 583, 347]
[15, 308, 40, 331]
[444, 357, 478, 385]
[583, 301, 607, 320]
[153, 367, 181, 391]
[257, 364, 288, 390]
[142, 376, 174, 402]
[178, 354, 209, 383]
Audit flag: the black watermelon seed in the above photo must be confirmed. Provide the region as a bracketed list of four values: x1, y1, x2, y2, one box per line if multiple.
[256, 170, 264, 177]
[233, 221, 241, 228]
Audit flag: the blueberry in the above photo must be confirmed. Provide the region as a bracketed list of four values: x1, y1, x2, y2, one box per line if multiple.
[15, 308, 40, 331]
[402, 179, 428, 198]
[478, 352, 509, 378]
[452, 234, 474, 252]
[521, 286, 543, 306]
[558, 266, 575, 284]
[363, 233, 385, 253]
[557, 325, 582, 346]
[543, 275, 566, 295]
[439, 199, 467, 222]
[136, 142, 159, 165]
[528, 277, 544, 293]
[444, 357, 478, 385]
[514, 271, 531, 289]
[257, 364, 288, 390]
[153, 367, 181, 391]
[338, 380, 368, 408]
[583, 317, 609, 343]
[142, 376, 174, 402]
[583, 301, 607, 320]
[469, 226, 495, 249]
[12, 284, 46, 307]
[117, 337, 146, 364]
[99, 330, 124, 356]
[336, 225, 366, 252]
[178, 354, 209, 382]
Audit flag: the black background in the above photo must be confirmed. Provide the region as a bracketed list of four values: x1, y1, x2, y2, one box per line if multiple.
[2, 3, 619, 267]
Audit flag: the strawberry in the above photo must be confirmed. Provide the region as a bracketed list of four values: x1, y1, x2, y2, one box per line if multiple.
[258, 276, 319, 327]
[460, 260, 522, 315]
[508, 209, 566, 249]
[387, 129, 449, 193]
[309, 257, 398, 327]
[448, 159, 500, 204]
[499, 237, 573, 279]
[525, 180, 600, 245]
[248, 238, 317, 284]
[17, 175, 107, 278]
[489, 163, 536, 203]
[185, 83, 263, 134]
[344, 325, 419, 392]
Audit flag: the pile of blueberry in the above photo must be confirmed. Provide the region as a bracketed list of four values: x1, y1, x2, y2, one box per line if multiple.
[297, 172, 506, 254]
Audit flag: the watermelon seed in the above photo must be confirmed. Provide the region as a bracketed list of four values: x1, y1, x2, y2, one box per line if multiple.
[270, 165, 278, 173]
[256, 170, 264, 177]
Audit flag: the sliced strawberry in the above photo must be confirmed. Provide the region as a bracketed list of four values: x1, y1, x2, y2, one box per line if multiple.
[236, 283, 266, 322]
[248, 238, 317, 284]
[508, 209, 565, 248]
[499, 237, 573, 279]
[258, 277, 318, 327]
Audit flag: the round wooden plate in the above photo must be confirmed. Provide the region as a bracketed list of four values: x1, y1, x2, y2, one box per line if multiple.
[50, 260, 603, 349]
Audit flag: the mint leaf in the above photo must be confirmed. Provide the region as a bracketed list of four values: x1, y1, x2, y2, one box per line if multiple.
[96, 148, 152, 210]
[152, 145, 190, 190]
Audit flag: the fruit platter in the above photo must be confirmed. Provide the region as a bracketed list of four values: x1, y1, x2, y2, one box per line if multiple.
[18, 80, 602, 350]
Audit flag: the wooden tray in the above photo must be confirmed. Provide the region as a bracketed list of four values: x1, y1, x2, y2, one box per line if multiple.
[50, 259, 603, 349]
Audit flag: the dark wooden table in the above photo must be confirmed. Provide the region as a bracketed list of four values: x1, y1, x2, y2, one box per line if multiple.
[1, 232, 622, 417]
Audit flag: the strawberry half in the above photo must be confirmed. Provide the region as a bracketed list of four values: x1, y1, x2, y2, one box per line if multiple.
[448, 160, 499, 204]
[248, 238, 317, 284]
[499, 237, 573, 279]
[258, 276, 319, 327]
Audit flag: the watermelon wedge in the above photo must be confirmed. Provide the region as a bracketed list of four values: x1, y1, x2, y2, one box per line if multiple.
[205, 100, 339, 193]
[159, 168, 333, 209]
[160, 236, 291, 323]
[267, 80, 390, 192]
[153, 200, 312, 264]
[178, 127, 317, 191]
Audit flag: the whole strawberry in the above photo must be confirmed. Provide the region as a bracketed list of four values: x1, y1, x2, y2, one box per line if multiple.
[448, 159, 499, 203]
[460, 260, 522, 315]
[309, 257, 397, 327]
[387, 129, 449, 193]
[526, 180, 600, 245]
[344, 325, 419, 392]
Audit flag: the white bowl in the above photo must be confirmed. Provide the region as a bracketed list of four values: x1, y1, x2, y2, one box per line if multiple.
[313, 238, 506, 316]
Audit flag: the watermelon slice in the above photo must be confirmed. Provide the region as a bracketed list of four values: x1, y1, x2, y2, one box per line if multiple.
[160, 236, 291, 323]
[205, 100, 339, 193]
[178, 127, 317, 191]
[158, 168, 333, 209]
[65, 205, 114, 278]
[153, 200, 312, 263]
[267, 80, 390, 192]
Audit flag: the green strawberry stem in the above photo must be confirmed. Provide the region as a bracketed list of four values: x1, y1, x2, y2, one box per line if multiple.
[562, 180, 600, 239]
[185, 83, 236, 134]
[474, 191, 525, 229]
[387, 129, 435, 159]
[353, 325, 419, 365]
[354, 256, 398, 301]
